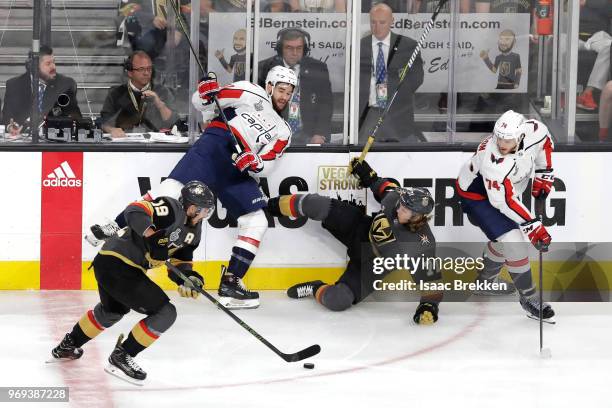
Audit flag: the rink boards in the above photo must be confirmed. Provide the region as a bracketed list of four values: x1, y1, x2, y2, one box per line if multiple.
[0, 150, 610, 290]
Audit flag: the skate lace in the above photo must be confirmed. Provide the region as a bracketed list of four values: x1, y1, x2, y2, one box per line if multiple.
[125, 354, 143, 372]
[236, 277, 252, 293]
[297, 284, 312, 298]
[100, 222, 119, 236]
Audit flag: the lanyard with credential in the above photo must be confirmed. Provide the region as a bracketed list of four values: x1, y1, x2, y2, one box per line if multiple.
[127, 86, 146, 125]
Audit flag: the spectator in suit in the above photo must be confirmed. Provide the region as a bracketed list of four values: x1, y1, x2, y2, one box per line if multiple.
[258, 27, 333, 144]
[2, 45, 81, 136]
[359, 2, 424, 143]
[100, 51, 178, 138]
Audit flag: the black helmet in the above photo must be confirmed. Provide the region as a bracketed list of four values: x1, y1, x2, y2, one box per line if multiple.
[396, 187, 434, 215]
[180, 181, 215, 219]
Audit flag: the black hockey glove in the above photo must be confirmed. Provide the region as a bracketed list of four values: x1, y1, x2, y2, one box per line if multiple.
[413, 302, 439, 325]
[349, 158, 378, 188]
[144, 229, 169, 261]
[177, 270, 204, 299]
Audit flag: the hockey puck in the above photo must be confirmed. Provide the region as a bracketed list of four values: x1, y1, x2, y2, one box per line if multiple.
[303, 363, 315, 369]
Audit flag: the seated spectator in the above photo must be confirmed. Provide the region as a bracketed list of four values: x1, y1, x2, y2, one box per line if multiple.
[100, 51, 178, 137]
[577, 31, 611, 111]
[575, 0, 612, 111]
[599, 80, 612, 141]
[2, 45, 81, 136]
[258, 27, 333, 144]
[359, 3, 423, 142]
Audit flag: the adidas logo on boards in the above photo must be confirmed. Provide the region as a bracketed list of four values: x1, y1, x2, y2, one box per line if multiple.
[43, 160, 82, 187]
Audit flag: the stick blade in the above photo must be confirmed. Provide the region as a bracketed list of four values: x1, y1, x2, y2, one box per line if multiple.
[284, 344, 321, 362]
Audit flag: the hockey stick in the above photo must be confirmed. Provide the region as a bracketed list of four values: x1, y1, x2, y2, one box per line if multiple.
[351, 0, 449, 170]
[165, 261, 321, 362]
[167, 0, 243, 154]
[536, 200, 552, 357]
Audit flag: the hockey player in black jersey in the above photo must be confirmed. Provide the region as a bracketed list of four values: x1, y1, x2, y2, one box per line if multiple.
[267, 159, 444, 325]
[50, 181, 215, 385]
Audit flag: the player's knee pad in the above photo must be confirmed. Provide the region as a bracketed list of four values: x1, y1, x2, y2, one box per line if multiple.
[319, 283, 355, 312]
[93, 302, 126, 328]
[145, 302, 177, 334]
[235, 210, 268, 255]
[148, 178, 183, 201]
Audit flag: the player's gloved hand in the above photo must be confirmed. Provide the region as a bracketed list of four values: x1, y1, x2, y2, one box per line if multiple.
[198, 75, 220, 104]
[520, 219, 551, 252]
[144, 229, 168, 261]
[232, 151, 264, 173]
[532, 169, 554, 199]
[178, 270, 204, 299]
[349, 158, 378, 188]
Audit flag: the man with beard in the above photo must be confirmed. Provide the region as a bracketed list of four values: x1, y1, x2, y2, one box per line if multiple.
[2, 45, 81, 136]
[215, 28, 247, 82]
[86, 66, 297, 310]
[480, 29, 522, 90]
[267, 159, 444, 324]
[50, 181, 215, 385]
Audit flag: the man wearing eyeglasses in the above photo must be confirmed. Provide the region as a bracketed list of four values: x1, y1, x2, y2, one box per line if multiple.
[101, 51, 178, 138]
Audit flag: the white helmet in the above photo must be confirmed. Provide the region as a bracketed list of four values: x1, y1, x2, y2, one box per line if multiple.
[493, 110, 526, 141]
[265, 65, 298, 89]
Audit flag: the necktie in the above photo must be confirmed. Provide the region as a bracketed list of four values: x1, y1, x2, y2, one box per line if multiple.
[375, 42, 386, 85]
[38, 82, 45, 112]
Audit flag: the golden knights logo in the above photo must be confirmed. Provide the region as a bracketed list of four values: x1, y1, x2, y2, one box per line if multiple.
[369, 213, 395, 244]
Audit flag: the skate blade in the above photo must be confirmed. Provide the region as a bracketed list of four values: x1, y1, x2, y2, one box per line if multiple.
[45, 356, 79, 364]
[218, 297, 260, 310]
[526, 314, 556, 324]
[104, 363, 146, 386]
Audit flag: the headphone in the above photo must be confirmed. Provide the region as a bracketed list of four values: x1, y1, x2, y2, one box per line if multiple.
[123, 50, 153, 71]
[274, 28, 311, 57]
[25, 45, 53, 72]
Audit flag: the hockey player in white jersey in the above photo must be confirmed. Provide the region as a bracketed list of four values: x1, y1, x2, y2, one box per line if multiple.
[455, 110, 555, 321]
[87, 66, 297, 309]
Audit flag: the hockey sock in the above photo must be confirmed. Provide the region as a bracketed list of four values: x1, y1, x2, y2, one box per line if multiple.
[122, 304, 177, 357]
[509, 270, 536, 297]
[71, 310, 105, 347]
[275, 194, 332, 220]
[600, 128, 608, 141]
[227, 245, 256, 279]
[316, 283, 355, 311]
[480, 242, 505, 280]
[71, 303, 127, 347]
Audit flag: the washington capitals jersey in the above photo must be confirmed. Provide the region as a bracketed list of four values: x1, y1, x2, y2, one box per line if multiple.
[192, 81, 292, 177]
[99, 197, 202, 272]
[456, 119, 554, 224]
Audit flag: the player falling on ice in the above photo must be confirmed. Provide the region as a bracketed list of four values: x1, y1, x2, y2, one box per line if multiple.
[268, 159, 444, 325]
[86, 66, 297, 310]
[455, 110, 555, 322]
[50, 181, 215, 385]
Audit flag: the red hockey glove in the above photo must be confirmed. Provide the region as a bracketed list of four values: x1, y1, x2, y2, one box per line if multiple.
[198, 76, 220, 104]
[532, 169, 554, 199]
[232, 151, 264, 173]
[520, 219, 551, 252]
